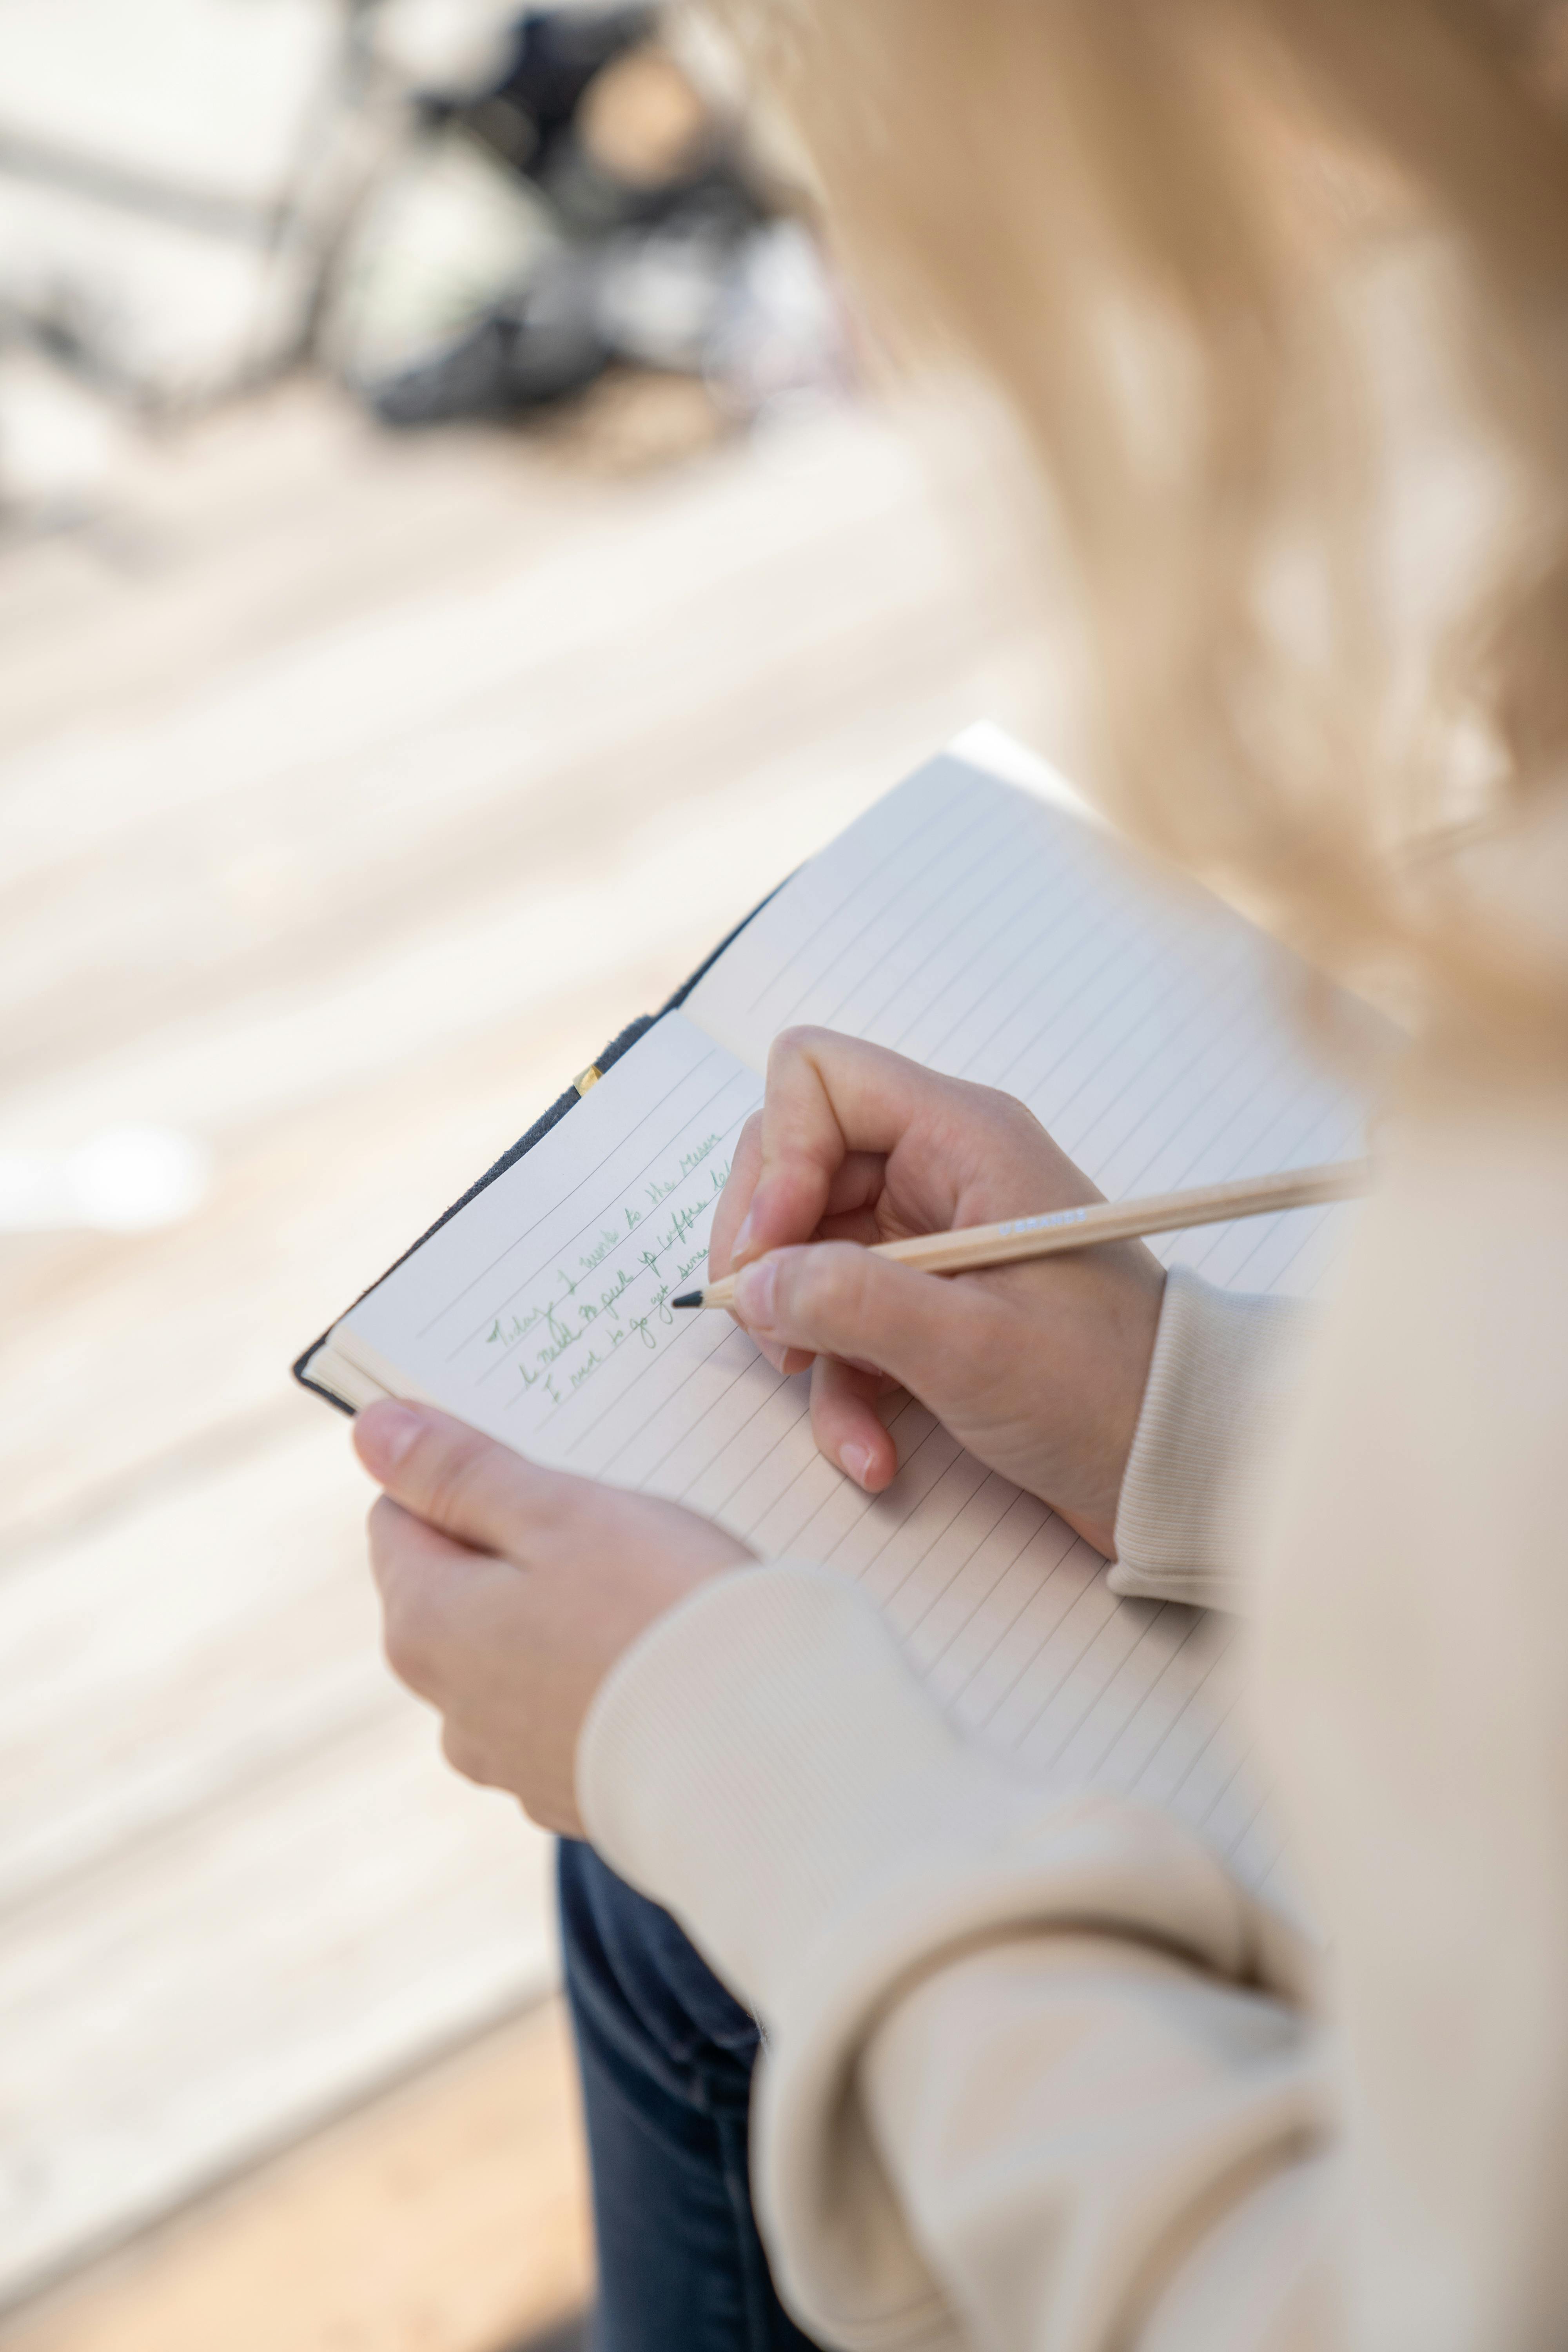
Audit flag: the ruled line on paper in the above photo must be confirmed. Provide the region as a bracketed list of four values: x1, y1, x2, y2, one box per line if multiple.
[742, 773, 966, 1018]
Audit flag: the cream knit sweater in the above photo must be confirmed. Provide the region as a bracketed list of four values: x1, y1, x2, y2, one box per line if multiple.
[577, 1062, 1568, 2352]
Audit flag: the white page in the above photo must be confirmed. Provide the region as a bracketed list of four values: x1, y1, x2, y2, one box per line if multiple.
[331, 751, 1376, 1907]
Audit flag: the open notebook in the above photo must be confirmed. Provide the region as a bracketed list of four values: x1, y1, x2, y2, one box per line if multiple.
[297, 728, 1372, 1907]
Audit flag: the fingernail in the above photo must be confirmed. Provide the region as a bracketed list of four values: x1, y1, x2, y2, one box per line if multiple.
[355, 1399, 425, 1477]
[841, 1442, 875, 1488]
[734, 1255, 779, 1330]
[731, 1209, 757, 1261]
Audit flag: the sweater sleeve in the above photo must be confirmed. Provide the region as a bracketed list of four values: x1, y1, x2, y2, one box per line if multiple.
[578, 1563, 1332, 2352]
[1110, 1269, 1312, 1613]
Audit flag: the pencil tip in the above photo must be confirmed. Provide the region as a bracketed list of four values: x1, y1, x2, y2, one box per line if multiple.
[671, 1289, 704, 1309]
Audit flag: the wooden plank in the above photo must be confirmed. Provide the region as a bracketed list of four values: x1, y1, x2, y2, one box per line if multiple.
[2, 689, 940, 1138]
[0, 394, 604, 756]
[1, 409, 944, 877]
[2, 677, 1024, 1151]
[1, 1999, 592, 2352]
[0, 1420, 385, 1909]
[0, 1710, 559, 2302]
[2, 424, 1006, 1092]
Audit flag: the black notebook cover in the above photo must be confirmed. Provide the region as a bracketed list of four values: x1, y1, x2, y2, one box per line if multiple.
[291, 879, 787, 1413]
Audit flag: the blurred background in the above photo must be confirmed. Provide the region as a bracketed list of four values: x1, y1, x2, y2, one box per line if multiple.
[0, 4, 1054, 2346]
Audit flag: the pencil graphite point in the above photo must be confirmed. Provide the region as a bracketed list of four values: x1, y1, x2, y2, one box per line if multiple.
[671, 1289, 704, 1308]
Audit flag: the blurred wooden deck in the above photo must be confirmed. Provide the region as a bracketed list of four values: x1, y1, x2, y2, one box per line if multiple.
[0, 376, 1043, 2341]
[4, 2000, 592, 2352]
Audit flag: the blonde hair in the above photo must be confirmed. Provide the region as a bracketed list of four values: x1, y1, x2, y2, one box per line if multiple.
[719, 0, 1568, 1042]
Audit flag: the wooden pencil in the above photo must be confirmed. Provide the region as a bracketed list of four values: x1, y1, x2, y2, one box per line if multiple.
[671, 1157, 1371, 1310]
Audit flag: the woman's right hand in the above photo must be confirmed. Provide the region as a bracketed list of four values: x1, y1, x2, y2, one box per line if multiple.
[710, 1029, 1166, 1558]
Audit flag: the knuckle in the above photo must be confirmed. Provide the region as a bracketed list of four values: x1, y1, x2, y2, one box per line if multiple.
[965, 1072, 1030, 1127]
[770, 1023, 828, 1067]
[1005, 1097, 1053, 1151]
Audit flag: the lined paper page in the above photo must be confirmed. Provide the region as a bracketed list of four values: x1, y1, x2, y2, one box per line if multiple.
[335, 754, 1376, 1906]
[688, 752, 1376, 1299]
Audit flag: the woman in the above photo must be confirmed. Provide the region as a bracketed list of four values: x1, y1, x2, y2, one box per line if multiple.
[354, 5, 1568, 2347]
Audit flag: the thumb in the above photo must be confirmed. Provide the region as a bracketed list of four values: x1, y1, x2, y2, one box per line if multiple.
[731, 1243, 989, 1399]
[354, 1399, 570, 1557]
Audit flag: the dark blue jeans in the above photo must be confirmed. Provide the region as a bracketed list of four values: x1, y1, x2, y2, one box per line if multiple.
[558, 1839, 826, 2352]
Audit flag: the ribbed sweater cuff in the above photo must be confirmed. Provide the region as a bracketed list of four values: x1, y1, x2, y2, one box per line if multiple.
[1111, 1268, 1310, 1612]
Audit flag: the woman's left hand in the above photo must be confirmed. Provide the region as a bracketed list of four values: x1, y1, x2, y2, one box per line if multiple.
[354, 1399, 753, 1835]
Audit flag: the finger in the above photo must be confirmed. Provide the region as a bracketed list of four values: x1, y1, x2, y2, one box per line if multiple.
[720, 1142, 882, 1257]
[706, 1114, 796, 1369]
[716, 1115, 882, 1372]
[441, 1719, 495, 1787]
[731, 1242, 995, 1404]
[732, 1029, 962, 1265]
[367, 1489, 477, 1594]
[366, 1493, 505, 1702]
[709, 1111, 762, 1279]
[809, 1353, 899, 1491]
[355, 1399, 581, 1558]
